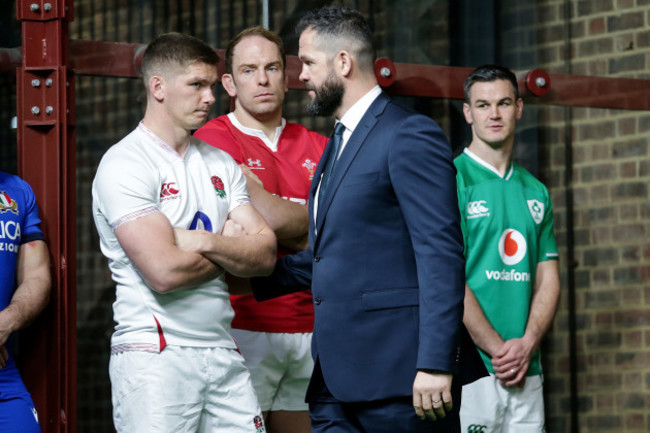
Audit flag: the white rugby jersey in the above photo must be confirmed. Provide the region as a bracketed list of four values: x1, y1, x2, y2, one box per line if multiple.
[92, 122, 250, 351]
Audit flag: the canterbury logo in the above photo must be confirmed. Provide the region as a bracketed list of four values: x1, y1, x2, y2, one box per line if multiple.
[160, 182, 180, 201]
[467, 425, 487, 433]
[467, 200, 489, 218]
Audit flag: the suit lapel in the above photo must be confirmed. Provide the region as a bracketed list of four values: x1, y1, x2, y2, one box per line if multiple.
[313, 94, 391, 240]
[308, 138, 333, 248]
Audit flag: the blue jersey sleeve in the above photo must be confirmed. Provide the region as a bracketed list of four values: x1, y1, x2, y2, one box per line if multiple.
[17, 177, 44, 243]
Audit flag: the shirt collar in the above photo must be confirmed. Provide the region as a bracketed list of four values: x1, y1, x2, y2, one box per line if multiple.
[339, 85, 382, 134]
[464, 147, 514, 180]
[227, 112, 286, 152]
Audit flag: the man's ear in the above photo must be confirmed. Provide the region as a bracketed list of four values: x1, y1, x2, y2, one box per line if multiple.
[516, 98, 524, 120]
[222, 74, 238, 98]
[463, 102, 473, 125]
[149, 75, 165, 102]
[337, 51, 352, 77]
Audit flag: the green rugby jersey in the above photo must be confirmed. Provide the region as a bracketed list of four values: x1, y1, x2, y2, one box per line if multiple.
[455, 148, 558, 375]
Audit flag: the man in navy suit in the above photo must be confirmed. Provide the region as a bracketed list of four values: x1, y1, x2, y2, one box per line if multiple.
[253, 5, 485, 432]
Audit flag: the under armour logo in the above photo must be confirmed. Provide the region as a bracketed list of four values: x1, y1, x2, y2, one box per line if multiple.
[247, 158, 263, 168]
[467, 425, 487, 433]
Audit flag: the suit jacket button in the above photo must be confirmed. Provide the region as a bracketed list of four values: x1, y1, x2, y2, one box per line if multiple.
[314, 297, 322, 305]
[314, 256, 321, 262]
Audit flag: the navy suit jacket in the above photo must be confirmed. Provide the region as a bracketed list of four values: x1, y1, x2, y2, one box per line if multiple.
[254, 92, 485, 402]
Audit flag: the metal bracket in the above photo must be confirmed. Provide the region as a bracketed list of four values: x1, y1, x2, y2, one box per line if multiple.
[17, 0, 73, 21]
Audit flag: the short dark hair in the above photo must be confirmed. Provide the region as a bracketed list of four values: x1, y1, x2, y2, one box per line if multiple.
[141, 32, 219, 83]
[296, 4, 375, 73]
[464, 64, 519, 102]
[225, 26, 286, 75]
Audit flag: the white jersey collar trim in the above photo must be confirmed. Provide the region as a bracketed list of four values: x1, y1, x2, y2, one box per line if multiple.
[227, 112, 285, 152]
[463, 147, 514, 180]
[137, 121, 189, 159]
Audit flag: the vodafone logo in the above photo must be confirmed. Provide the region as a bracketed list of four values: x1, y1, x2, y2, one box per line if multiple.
[498, 228, 527, 265]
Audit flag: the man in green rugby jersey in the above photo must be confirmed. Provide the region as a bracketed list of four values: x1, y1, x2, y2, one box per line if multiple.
[456, 64, 560, 433]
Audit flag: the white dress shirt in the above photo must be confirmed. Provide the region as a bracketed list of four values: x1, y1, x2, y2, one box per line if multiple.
[314, 85, 383, 224]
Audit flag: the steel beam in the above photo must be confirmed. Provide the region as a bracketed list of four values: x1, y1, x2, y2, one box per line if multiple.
[3, 39, 650, 110]
[15, 1, 76, 432]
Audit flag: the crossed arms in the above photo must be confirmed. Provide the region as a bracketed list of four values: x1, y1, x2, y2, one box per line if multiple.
[115, 203, 276, 294]
[239, 164, 309, 252]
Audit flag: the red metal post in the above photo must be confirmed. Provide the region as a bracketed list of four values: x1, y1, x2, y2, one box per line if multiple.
[15, 0, 76, 432]
[4, 16, 650, 433]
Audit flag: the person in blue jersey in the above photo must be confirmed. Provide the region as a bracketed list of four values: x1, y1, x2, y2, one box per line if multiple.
[456, 65, 560, 433]
[0, 170, 51, 433]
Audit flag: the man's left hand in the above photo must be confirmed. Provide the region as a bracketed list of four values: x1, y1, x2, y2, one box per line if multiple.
[413, 371, 453, 421]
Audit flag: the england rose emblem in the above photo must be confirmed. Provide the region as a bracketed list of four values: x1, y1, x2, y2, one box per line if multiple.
[211, 175, 226, 198]
[253, 415, 265, 432]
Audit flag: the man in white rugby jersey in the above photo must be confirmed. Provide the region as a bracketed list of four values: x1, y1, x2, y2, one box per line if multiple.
[92, 32, 276, 433]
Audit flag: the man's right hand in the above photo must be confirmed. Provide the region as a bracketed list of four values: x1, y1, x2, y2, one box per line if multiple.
[239, 164, 264, 186]
[173, 228, 209, 254]
[491, 337, 532, 388]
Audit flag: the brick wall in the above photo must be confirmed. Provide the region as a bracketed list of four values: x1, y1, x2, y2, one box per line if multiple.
[64, 1, 650, 432]
[501, 1, 650, 432]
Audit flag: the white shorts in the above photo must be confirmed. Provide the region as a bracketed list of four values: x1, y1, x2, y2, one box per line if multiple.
[110, 346, 266, 433]
[231, 329, 313, 412]
[460, 373, 545, 433]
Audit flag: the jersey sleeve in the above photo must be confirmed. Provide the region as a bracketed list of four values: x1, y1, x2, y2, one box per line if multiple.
[17, 178, 44, 243]
[454, 160, 469, 255]
[537, 190, 559, 262]
[92, 151, 159, 229]
[223, 152, 251, 214]
[194, 119, 245, 164]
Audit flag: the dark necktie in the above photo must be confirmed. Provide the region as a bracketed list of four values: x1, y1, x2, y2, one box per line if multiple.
[318, 122, 345, 209]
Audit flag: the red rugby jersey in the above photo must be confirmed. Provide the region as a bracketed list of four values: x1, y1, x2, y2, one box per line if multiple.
[194, 115, 327, 332]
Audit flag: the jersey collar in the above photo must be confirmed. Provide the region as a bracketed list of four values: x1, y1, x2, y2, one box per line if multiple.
[464, 148, 514, 180]
[227, 112, 285, 152]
